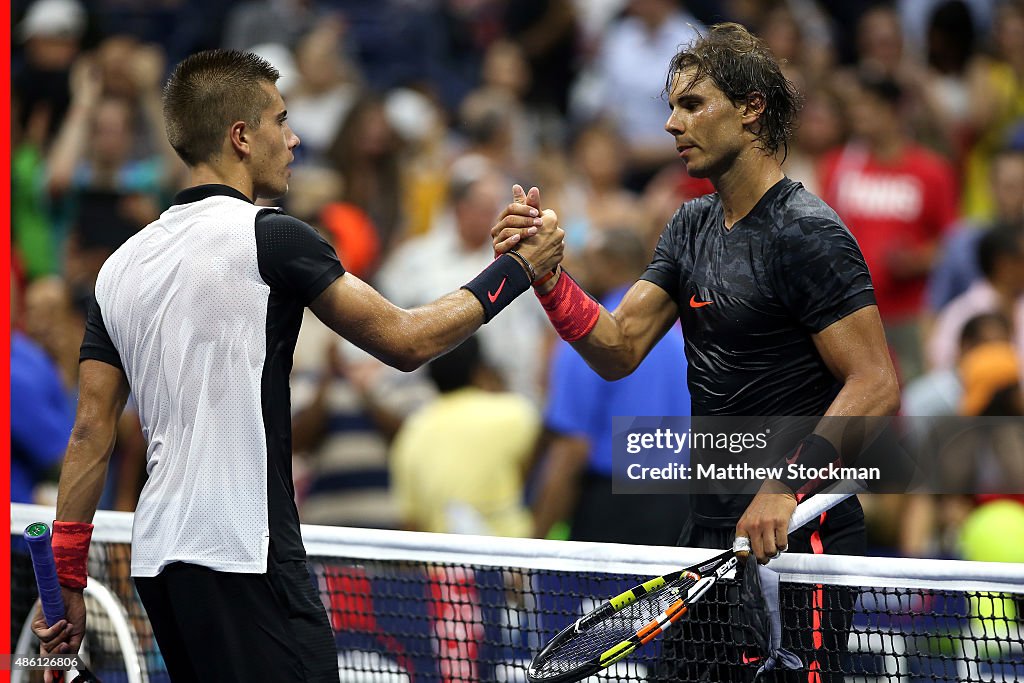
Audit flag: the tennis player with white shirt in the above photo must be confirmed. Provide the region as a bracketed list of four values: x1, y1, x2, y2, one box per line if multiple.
[32, 49, 564, 682]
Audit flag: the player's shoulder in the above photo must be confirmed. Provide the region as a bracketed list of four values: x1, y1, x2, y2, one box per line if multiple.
[666, 191, 721, 232]
[767, 182, 860, 263]
[771, 181, 848, 237]
[94, 221, 157, 290]
[683, 191, 721, 216]
[254, 208, 317, 234]
[254, 209, 335, 255]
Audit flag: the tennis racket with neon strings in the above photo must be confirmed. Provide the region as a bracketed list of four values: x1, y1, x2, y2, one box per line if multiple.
[527, 489, 859, 683]
[24, 522, 102, 683]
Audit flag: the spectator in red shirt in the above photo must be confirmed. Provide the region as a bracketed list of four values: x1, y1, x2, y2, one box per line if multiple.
[821, 72, 959, 380]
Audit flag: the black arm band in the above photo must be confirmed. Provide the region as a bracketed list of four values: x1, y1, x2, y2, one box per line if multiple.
[462, 254, 532, 323]
[780, 434, 842, 497]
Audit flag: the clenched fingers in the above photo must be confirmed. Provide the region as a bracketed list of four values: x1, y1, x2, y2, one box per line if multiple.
[497, 200, 540, 223]
[494, 185, 545, 255]
[491, 219, 540, 256]
[33, 617, 68, 646]
[494, 232, 525, 255]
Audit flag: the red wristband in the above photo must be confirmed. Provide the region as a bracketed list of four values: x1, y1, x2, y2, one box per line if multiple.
[532, 268, 558, 288]
[52, 520, 94, 590]
[535, 269, 600, 342]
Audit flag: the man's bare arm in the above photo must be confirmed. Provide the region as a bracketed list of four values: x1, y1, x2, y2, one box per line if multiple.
[566, 279, 680, 381]
[310, 277, 487, 372]
[492, 186, 678, 381]
[737, 305, 900, 562]
[312, 202, 564, 371]
[35, 360, 129, 657]
[813, 305, 901, 419]
[56, 360, 131, 523]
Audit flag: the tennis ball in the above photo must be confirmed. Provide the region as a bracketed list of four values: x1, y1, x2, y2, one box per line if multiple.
[959, 500, 1024, 641]
[960, 499, 1024, 564]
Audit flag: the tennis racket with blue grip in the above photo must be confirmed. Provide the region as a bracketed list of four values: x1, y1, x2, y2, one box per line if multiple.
[24, 522, 101, 683]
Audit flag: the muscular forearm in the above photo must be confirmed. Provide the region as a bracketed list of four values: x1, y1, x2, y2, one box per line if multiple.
[314, 249, 553, 372]
[380, 290, 485, 372]
[569, 308, 644, 381]
[533, 275, 676, 381]
[775, 372, 901, 501]
[55, 424, 118, 523]
[54, 368, 126, 522]
[804, 305, 901, 464]
[815, 371, 900, 447]
[572, 291, 676, 382]
[824, 371, 900, 418]
[312, 277, 487, 373]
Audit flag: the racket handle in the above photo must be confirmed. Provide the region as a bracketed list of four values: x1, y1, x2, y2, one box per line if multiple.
[788, 480, 866, 532]
[24, 523, 67, 627]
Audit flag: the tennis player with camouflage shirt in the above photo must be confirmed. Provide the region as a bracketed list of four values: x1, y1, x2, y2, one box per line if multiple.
[496, 23, 899, 682]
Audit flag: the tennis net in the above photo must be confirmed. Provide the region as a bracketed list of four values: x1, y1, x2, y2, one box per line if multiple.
[11, 502, 1024, 682]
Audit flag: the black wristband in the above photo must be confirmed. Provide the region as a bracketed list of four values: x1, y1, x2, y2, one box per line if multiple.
[462, 254, 532, 323]
[780, 434, 841, 496]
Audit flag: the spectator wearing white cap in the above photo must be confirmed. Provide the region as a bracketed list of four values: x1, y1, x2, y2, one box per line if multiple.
[14, 0, 87, 142]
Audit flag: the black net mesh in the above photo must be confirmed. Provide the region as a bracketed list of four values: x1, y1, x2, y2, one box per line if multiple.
[10, 539, 1024, 682]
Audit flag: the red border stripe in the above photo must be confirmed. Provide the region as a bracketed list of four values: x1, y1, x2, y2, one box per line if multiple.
[2, 0, 14, 677]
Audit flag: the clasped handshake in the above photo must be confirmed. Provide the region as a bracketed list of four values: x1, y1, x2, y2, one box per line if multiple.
[472, 181, 602, 343]
[491, 184, 565, 293]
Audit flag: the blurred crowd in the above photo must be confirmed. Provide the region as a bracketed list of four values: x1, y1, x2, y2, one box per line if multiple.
[10, 0, 1024, 562]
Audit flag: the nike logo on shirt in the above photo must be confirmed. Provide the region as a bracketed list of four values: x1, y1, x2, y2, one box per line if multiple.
[689, 295, 713, 308]
[488, 278, 507, 303]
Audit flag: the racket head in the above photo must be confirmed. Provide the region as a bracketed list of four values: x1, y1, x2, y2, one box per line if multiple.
[527, 550, 736, 683]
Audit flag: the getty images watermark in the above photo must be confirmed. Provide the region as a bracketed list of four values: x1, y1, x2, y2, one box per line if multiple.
[612, 415, 1024, 495]
[621, 424, 880, 484]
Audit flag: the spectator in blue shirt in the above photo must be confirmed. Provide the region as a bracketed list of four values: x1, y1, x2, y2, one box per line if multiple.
[11, 329, 73, 503]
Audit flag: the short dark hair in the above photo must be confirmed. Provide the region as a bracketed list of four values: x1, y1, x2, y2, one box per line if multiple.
[162, 49, 280, 166]
[428, 336, 482, 393]
[960, 312, 1012, 348]
[992, 145, 1024, 170]
[977, 223, 1024, 279]
[665, 22, 802, 157]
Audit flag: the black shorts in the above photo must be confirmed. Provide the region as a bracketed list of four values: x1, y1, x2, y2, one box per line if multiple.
[652, 504, 866, 682]
[134, 558, 337, 682]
